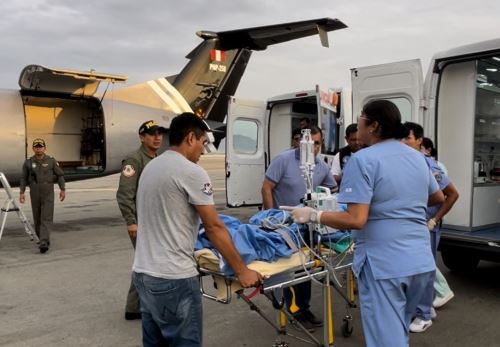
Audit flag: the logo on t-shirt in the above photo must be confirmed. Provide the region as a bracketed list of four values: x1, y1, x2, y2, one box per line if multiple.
[201, 183, 213, 196]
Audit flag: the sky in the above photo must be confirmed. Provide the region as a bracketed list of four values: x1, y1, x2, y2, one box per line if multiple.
[1, 0, 499, 99]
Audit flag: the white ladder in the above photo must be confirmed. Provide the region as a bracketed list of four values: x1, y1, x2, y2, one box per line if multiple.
[0, 172, 38, 243]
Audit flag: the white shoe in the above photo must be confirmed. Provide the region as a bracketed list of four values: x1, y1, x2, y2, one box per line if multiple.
[409, 318, 433, 333]
[431, 307, 437, 320]
[433, 291, 454, 308]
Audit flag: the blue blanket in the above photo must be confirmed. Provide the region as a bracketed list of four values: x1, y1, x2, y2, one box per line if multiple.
[195, 212, 298, 275]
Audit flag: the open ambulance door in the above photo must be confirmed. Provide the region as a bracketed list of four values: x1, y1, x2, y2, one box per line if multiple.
[315, 85, 340, 156]
[225, 97, 266, 207]
[351, 59, 424, 123]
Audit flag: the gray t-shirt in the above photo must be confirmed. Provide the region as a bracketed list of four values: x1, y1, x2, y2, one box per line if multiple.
[132, 150, 214, 279]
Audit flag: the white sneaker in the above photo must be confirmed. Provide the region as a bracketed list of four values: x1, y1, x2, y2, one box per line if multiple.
[409, 318, 433, 333]
[433, 291, 454, 309]
[431, 307, 437, 320]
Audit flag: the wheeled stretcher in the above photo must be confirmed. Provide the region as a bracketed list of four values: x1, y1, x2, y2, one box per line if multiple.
[196, 243, 356, 346]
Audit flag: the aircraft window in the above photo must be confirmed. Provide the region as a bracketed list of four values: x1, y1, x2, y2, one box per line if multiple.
[233, 119, 258, 154]
[382, 97, 412, 122]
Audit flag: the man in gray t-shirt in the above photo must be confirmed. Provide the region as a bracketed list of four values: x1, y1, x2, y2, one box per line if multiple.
[132, 113, 261, 347]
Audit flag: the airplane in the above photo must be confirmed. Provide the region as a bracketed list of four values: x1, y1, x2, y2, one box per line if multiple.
[0, 18, 347, 186]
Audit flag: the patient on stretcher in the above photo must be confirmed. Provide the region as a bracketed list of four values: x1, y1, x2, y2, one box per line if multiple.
[195, 209, 351, 277]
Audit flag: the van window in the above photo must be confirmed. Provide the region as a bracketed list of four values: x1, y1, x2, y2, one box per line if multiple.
[382, 97, 412, 122]
[233, 119, 258, 154]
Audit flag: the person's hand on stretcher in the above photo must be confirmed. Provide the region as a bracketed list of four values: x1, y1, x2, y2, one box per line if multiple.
[196, 204, 262, 288]
[235, 268, 262, 288]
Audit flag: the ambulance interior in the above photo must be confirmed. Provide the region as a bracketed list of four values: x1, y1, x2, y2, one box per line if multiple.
[436, 55, 500, 230]
[267, 93, 339, 162]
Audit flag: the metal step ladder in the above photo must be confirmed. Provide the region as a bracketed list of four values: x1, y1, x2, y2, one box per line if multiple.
[0, 172, 38, 243]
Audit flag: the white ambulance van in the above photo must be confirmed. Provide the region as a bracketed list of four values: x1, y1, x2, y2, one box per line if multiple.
[351, 39, 500, 271]
[226, 38, 500, 272]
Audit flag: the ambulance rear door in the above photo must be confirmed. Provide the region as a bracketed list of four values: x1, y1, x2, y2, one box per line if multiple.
[225, 97, 266, 207]
[351, 59, 424, 123]
[315, 85, 341, 155]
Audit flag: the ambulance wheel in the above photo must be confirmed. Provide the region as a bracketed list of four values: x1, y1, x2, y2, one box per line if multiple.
[341, 318, 353, 337]
[441, 248, 479, 273]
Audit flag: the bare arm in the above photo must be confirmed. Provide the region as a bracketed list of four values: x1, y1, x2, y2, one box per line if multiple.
[428, 190, 445, 206]
[195, 204, 261, 288]
[432, 182, 459, 222]
[333, 175, 341, 185]
[318, 203, 370, 230]
[261, 178, 276, 210]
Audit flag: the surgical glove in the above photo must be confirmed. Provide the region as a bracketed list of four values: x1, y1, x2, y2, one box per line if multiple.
[289, 207, 315, 224]
[427, 218, 437, 231]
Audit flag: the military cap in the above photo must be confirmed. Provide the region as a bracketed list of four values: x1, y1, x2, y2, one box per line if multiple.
[32, 138, 46, 147]
[138, 120, 167, 135]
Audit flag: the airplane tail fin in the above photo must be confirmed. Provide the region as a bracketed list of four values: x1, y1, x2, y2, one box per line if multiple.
[171, 18, 347, 123]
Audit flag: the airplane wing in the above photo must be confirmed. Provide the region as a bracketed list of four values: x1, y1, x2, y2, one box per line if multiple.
[213, 17, 347, 51]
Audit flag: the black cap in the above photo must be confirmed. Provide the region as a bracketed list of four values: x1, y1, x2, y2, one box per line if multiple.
[138, 120, 167, 135]
[32, 138, 46, 147]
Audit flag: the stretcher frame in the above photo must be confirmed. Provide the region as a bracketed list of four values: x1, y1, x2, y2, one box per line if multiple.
[198, 256, 336, 346]
[321, 243, 357, 338]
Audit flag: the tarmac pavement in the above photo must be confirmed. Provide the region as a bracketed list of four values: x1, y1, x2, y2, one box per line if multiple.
[1, 154, 499, 346]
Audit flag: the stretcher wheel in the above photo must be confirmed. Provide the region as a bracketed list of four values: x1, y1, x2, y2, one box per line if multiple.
[341, 316, 353, 337]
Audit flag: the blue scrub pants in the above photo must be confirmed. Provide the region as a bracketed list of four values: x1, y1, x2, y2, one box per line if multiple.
[358, 260, 434, 347]
[415, 230, 440, 320]
[133, 272, 202, 347]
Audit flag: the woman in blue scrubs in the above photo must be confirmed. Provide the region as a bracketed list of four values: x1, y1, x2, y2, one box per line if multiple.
[286, 100, 445, 347]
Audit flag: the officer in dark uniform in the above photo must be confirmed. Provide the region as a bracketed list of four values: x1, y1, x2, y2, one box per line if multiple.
[19, 138, 66, 254]
[116, 120, 165, 320]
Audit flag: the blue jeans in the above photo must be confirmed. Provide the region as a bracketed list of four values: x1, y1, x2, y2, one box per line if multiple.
[133, 272, 202, 347]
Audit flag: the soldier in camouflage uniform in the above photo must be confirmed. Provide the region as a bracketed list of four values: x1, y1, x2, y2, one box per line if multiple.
[116, 120, 165, 320]
[19, 138, 66, 254]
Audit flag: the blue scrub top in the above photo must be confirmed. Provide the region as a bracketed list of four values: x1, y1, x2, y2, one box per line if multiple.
[424, 155, 450, 231]
[265, 149, 336, 208]
[338, 140, 440, 280]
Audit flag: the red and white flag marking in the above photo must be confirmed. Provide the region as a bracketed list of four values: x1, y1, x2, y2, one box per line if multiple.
[210, 49, 225, 62]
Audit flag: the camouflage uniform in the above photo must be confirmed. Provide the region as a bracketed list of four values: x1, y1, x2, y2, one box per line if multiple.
[20, 154, 65, 246]
[116, 145, 155, 316]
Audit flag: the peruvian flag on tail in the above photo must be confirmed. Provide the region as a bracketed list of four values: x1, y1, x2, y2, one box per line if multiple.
[210, 49, 225, 62]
